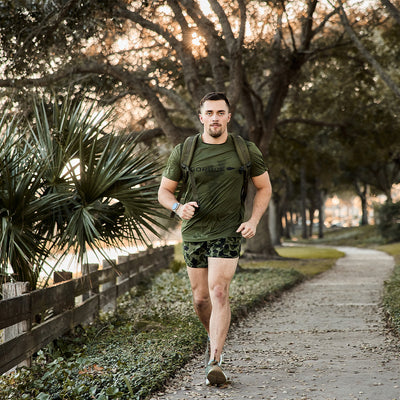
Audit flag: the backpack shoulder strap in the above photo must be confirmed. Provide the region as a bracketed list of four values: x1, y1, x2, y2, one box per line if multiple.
[180, 133, 201, 205]
[171, 134, 200, 218]
[181, 133, 200, 173]
[231, 134, 251, 168]
[231, 134, 252, 203]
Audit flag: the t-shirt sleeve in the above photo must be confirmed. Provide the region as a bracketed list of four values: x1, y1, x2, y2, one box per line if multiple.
[248, 141, 268, 177]
[162, 143, 183, 182]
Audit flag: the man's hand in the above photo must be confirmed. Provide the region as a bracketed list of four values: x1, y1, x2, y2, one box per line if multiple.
[236, 171, 271, 239]
[236, 220, 257, 238]
[177, 201, 199, 220]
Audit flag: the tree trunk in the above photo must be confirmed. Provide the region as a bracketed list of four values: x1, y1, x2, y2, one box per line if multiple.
[308, 207, 315, 237]
[300, 164, 308, 239]
[242, 184, 278, 258]
[318, 190, 325, 239]
[355, 181, 369, 225]
[290, 211, 296, 237]
[360, 194, 369, 225]
[270, 199, 281, 246]
[283, 211, 291, 239]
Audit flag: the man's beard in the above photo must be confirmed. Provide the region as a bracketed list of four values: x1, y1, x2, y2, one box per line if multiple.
[208, 125, 223, 137]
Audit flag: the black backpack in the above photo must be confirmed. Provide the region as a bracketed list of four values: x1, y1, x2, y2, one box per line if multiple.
[173, 133, 251, 216]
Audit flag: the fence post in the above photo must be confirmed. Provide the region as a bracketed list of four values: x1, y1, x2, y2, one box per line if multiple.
[82, 263, 99, 301]
[53, 271, 74, 316]
[2, 282, 31, 371]
[117, 255, 130, 284]
[100, 260, 117, 313]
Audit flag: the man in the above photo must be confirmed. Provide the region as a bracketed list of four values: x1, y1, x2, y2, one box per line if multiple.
[158, 92, 271, 385]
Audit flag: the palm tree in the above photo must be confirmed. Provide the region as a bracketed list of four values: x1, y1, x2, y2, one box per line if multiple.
[0, 113, 60, 288]
[0, 95, 164, 291]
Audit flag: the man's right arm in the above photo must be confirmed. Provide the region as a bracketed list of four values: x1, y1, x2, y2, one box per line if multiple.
[158, 176, 198, 220]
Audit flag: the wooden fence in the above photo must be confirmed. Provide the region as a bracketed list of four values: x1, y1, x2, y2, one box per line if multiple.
[0, 245, 175, 375]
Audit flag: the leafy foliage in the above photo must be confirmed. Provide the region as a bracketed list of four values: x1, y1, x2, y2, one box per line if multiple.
[379, 242, 400, 336]
[0, 94, 163, 290]
[0, 260, 307, 399]
[0, 111, 62, 287]
[383, 263, 400, 337]
[377, 201, 400, 243]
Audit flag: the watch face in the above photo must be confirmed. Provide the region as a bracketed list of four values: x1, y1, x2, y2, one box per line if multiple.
[172, 202, 179, 211]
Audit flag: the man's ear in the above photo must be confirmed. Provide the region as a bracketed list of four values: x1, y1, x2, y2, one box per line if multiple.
[199, 113, 204, 124]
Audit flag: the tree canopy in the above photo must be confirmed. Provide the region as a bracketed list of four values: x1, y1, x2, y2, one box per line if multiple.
[1, 0, 400, 246]
[0, 1, 357, 145]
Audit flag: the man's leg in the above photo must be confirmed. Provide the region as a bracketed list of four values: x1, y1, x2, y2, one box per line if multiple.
[208, 257, 238, 363]
[186, 266, 212, 334]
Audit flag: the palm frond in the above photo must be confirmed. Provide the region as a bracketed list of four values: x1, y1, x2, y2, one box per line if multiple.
[1, 94, 166, 288]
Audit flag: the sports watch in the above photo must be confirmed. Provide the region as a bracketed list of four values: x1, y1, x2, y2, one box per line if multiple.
[172, 202, 180, 213]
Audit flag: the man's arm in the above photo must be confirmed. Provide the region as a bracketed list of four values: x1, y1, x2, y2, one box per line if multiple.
[158, 176, 198, 220]
[236, 171, 272, 238]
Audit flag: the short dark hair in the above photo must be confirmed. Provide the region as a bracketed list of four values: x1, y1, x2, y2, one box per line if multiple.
[199, 92, 230, 112]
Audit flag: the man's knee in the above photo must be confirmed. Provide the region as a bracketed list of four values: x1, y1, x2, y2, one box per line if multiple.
[210, 283, 229, 303]
[193, 293, 210, 310]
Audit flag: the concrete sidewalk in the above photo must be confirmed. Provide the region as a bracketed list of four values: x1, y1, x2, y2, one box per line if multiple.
[151, 247, 400, 400]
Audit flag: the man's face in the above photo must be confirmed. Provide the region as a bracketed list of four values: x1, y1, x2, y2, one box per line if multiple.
[199, 100, 231, 138]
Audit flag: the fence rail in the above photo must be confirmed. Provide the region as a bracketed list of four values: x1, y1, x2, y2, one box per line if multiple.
[0, 246, 174, 375]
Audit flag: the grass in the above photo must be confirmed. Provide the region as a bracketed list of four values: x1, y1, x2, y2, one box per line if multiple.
[292, 224, 383, 247]
[0, 244, 342, 400]
[377, 242, 400, 264]
[276, 246, 345, 259]
[376, 243, 400, 337]
[242, 246, 345, 277]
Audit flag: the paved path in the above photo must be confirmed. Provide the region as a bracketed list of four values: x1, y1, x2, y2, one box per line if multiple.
[151, 247, 400, 400]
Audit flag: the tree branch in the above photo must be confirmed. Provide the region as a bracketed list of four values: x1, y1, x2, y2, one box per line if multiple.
[313, 8, 341, 38]
[156, 86, 202, 130]
[300, 0, 318, 51]
[0, 58, 189, 144]
[180, 0, 227, 93]
[116, 1, 205, 100]
[114, 4, 181, 50]
[13, 0, 82, 62]
[334, 0, 400, 99]
[208, 0, 236, 51]
[280, 0, 298, 52]
[380, 0, 400, 26]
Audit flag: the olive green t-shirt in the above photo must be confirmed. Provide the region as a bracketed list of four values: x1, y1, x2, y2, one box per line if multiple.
[162, 134, 268, 242]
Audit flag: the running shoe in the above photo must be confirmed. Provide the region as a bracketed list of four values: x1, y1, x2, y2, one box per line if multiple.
[205, 359, 227, 386]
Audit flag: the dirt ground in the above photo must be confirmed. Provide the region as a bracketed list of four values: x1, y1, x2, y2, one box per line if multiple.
[151, 247, 400, 400]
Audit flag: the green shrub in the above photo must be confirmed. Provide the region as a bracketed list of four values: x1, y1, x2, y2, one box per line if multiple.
[377, 202, 400, 243]
[383, 264, 400, 336]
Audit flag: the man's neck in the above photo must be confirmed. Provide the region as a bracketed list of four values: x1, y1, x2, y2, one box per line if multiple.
[201, 131, 229, 144]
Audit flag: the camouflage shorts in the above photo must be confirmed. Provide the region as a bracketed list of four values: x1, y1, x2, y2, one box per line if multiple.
[183, 237, 241, 268]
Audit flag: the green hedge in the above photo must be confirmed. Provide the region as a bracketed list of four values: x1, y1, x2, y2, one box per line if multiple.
[383, 264, 400, 336]
[377, 202, 400, 243]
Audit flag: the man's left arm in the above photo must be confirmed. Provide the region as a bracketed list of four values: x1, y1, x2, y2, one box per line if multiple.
[236, 171, 272, 239]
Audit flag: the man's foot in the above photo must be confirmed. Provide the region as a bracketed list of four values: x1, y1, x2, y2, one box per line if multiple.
[205, 360, 227, 386]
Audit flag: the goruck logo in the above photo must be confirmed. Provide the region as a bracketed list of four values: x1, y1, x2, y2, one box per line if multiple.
[189, 165, 237, 173]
